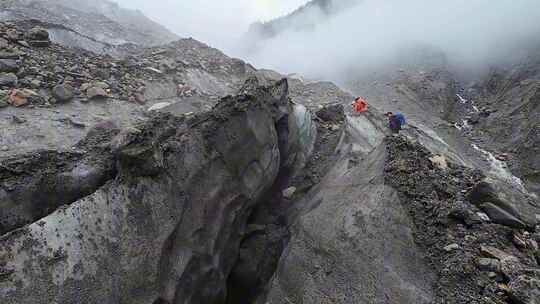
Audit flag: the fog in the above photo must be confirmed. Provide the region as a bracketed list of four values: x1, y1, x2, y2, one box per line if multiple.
[240, 0, 540, 83]
[113, 0, 308, 52]
[114, 0, 540, 84]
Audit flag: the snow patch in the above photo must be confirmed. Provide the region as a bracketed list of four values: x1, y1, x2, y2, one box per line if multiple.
[148, 102, 171, 111]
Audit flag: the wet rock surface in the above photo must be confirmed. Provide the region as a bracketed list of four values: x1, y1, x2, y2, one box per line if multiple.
[0, 78, 310, 304]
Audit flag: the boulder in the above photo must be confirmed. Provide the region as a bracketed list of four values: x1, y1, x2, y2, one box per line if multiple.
[282, 186, 297, 199]
[0, 37, 8, 49]
[444, 243, 460, 252]
[93, 81, 110, 89]
[25, 27, 50, 42]
[468, 181, 501, 205]
[0, 73, 18, 87]
[87, 86, 108, 99]
[449, 208, 482, 226]
[7, 88, 43, 107]
[52, 83, 75, 102]
[480, 246, 519, 262]
[0, 90, 8, 108]
[477, 258, 501, 272]
[429, 155, 448, 170]
[6, 29, 20, 41]
[467, 180, 525, 222]
[315, 103, 345, 123]
[0, 59, 19, 73]
[480, 202, 527, 229]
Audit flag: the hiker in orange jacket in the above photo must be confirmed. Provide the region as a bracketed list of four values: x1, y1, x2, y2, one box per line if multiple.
[352, 97, 368, 113]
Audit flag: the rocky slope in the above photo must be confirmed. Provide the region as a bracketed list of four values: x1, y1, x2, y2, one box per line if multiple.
[0, 0, 177, 47]
[0, 3, 539, 304]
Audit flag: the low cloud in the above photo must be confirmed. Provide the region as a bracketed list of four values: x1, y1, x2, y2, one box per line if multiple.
[237, 0, 540, 83]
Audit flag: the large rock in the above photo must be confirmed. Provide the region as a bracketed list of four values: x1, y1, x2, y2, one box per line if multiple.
[86, 86, 108, 99]
[468, 179, 538, 228]
[25, 27, 50, 42]
[0, 89, 8, 108]
[508, 274, 540, 304]
[480, 202, 527, 229]
[315, 103, 345, 123]
[0, 59, 19, 73]
[52, 83, 75, 102]
[0, 73, 18, 87]
[7, 88, 44, 107]
[0, 79, 299, 304]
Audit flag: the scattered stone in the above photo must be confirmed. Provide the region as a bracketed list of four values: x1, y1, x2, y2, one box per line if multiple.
[0, 90, 8, 108]
[495, 153, 509, 161]
[0, 51, 21, 59]
[18, 40, 30, 48]
[477, 258, 501, 272]
[11, 115, 26, 124]
[481, 246, 519, 262]
[0, 59, 19, 73]
[477, 212, 491, 222]
[80, 83, 91, 92]
[468, 180, 500, 204]
[449, 208, 482, 226]
[468, 113, 480, 124]
[144, 67, 163, 74]
[109, 127, 141, 152]
[93, 81, 110, 89]
[508, 274, 540, 304]
[315, 104, 345, 123]
[177, 84, 195, 97]
[52, 84, 75, 103]
[30, 79, 42, 89]
[25, 26, 49, 42]
[513, 233, 528, 249]
[528, 239, 539, 251]
[134, 93, 145, 104]
[429, 155, 448, 170]
[6, 29, 20, 41]
[282, 187, 297, 199]
[0, 73, 18, 87]
[444, 243, 460, 252]
[0, 38, 8, 49]
[480, 202, 527, 229]
[8, 89, 42, 107]
[87, 87, 108, 100]
[66, 117, 86, 128]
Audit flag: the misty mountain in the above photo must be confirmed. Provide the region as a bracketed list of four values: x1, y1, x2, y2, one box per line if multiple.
[246, 0, 358, 40]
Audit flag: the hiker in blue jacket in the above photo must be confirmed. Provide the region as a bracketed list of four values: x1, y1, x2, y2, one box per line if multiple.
[385, 112, 406, 134]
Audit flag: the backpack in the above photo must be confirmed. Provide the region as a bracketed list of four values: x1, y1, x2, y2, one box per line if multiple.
[393, 113, 406, 126]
